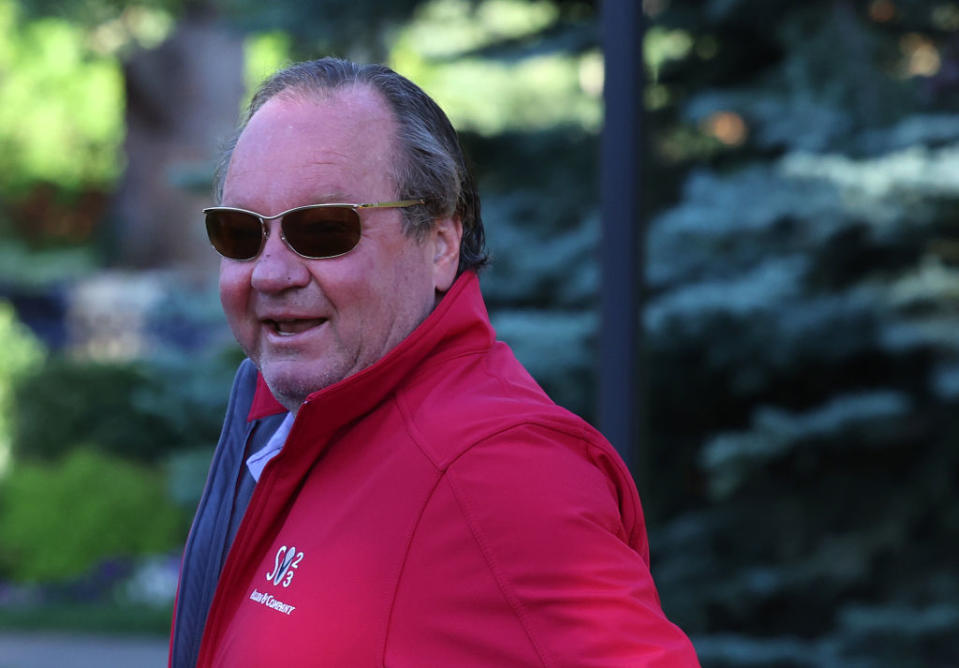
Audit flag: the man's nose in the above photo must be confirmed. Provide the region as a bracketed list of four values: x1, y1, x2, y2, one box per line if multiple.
[250, 219, 311, 292]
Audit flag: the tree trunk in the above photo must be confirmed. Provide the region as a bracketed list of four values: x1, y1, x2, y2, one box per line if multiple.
[110, 11, 244, 277]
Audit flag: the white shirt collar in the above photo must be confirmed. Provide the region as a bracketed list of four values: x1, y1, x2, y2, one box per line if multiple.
[246, 412, 295, 482]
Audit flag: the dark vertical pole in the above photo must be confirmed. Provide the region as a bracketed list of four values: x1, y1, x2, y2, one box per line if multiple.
[599, 0, 643, 477]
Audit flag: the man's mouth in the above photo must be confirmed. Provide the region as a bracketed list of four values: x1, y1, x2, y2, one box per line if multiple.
[266, 318, 327, 336]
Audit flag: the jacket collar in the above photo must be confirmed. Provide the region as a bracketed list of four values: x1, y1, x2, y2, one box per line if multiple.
[247, 270, 492, 422]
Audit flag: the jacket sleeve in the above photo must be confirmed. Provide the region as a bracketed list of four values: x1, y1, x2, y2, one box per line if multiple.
[385, 423, 700, 668]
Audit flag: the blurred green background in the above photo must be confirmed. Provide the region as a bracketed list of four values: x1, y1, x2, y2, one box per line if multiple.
[0, 0, 957, 665]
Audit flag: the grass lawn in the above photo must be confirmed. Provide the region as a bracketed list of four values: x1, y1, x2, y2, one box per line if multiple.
[0, 602, 171, 636]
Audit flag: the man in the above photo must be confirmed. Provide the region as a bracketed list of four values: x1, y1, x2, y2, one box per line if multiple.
[170, 57, 699, 667]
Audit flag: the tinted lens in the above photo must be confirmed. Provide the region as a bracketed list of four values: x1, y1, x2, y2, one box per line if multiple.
[282, 206, 362, 259]
[205, 210, 263, 260]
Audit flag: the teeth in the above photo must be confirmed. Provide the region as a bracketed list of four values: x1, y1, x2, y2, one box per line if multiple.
[269, 319, 325, 335]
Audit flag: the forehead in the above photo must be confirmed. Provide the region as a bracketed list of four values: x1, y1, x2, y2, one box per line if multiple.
[222, 85, 399, 207]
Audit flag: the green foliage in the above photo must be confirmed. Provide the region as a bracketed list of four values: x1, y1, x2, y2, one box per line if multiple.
[404, 0, 560, 58]
[17, 0, 179, 29]
[491, 308, 596, 417]
[0, 449, 184, 582]
[643, 1, 959, 664]
[0, 600, 172, 635]
[243, 30, 292, 102]
[478, 176, 599, 418]
[701, 390, 912, 500]
[14, 358, 162, 461]
[391, 0, 602, 135]
[385, 0, 601, 419]
[0, 1, 123, 197]
[0, 241, 97, 287]
[0, 301, 45, 478]
[13, 350, 235, 463]
[224, 0, 423, 60]
[14, 0, 959, 663]
[164, 446, 215, 510]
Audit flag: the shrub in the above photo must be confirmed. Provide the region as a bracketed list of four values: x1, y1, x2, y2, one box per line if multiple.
[13, 358, 165, 461]
[12, 349, 236, 462]
[0, 300, 45, 477]
[0, 449, 186, 582]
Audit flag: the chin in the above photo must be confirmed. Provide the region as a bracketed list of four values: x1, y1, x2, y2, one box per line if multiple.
[260, 359, 342, 411]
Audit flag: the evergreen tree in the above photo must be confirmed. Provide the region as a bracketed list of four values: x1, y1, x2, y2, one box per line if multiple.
[642, 1, 959, 665]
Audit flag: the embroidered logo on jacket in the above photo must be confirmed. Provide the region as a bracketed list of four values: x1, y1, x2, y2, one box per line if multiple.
[250, 589, 296, 615]
[266, 545, 304, 588]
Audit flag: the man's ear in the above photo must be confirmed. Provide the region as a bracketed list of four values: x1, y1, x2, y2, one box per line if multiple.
[431, 215, 463, 292]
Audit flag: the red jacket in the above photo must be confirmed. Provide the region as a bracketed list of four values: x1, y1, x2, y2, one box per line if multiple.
[184, 272, 699, 667]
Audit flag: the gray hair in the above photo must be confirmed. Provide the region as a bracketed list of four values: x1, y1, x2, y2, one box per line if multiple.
[214, 57, 488, 274]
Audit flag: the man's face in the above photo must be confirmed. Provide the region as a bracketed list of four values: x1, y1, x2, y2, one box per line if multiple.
[218, 85, 461, 412]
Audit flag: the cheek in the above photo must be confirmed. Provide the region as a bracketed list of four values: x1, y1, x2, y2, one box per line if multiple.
[312, 250, 377, 302]
[380, 245, 437, 327]
[219, 264, 254, 335]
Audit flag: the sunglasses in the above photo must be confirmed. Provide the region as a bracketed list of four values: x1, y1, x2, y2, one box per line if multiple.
[203, 200, 425, 261]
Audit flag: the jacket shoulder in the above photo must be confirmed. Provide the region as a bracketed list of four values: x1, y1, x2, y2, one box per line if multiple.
[388, 399, 700, 667]
[396, 341, 604, 470]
